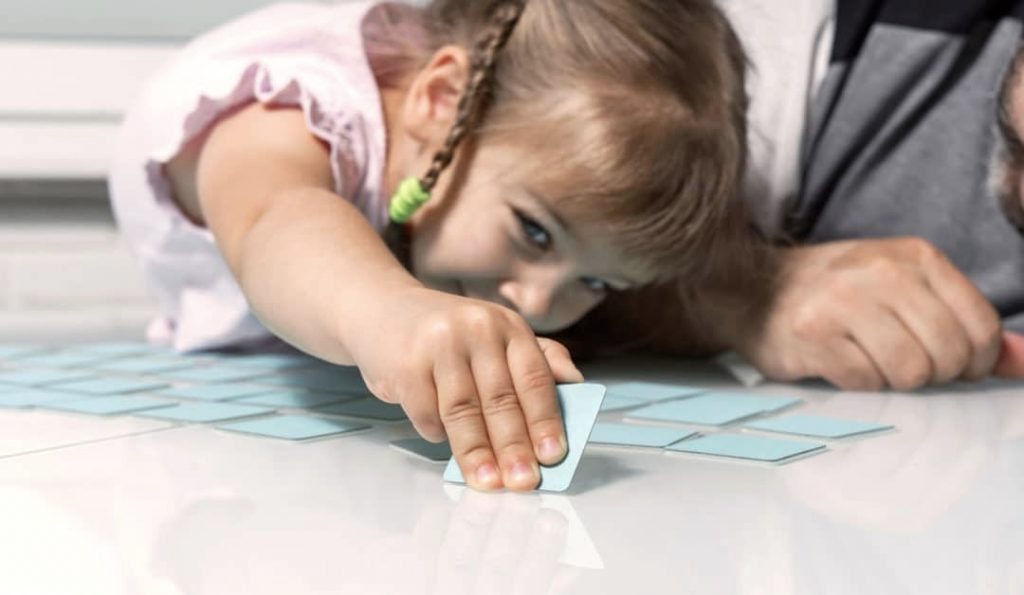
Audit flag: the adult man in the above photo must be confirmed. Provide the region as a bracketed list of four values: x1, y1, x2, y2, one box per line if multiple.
[737, 0, 1024, 390]
[580, 1, 1024, 391]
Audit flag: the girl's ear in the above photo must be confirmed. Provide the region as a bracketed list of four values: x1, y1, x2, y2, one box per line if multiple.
[403, 45, 470, 147]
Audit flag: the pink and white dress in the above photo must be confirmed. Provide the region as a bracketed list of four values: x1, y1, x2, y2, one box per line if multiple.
[109, 1, 395, 352]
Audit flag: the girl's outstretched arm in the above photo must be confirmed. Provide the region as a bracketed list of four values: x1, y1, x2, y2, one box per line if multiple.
[166, 102, 580, 492]
[168, 102, 415, 362]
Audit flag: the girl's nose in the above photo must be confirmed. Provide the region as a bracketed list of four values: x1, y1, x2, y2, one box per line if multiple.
[498, 277, 557, 323]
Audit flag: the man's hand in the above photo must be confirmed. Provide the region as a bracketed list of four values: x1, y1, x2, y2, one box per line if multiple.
[737, 237, 1019, 390]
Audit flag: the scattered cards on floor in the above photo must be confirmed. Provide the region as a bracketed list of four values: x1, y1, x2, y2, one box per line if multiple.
[744, 414, 893, 439]
[666, 433, 825, 463]
[218, 414, 369, 441]
[626, 393, 801, 426]
[139, 402, 275, 423]
[588, 423, 697, 448]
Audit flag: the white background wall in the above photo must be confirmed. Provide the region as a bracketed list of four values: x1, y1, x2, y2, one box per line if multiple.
[0, 1, 352, 342]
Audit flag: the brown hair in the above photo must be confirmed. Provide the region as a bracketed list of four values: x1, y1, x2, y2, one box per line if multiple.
[368, 0, 776, 352]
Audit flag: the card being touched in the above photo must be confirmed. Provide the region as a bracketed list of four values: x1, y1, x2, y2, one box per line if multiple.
[443, 383, 605, 492]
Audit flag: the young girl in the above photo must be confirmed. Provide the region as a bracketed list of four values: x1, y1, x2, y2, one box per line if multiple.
[109, 0, 768, 491]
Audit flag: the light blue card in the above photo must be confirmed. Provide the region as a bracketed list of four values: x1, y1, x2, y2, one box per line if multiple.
[213, 354, 316, 371]
[605, 382, 706, 403]
[599, 394, 647, 412]
[139, 402, 275, 423]
[666, 433, 825, 462]
[0, 345, 49, 360]
[261, 365, 370, 395]
[165, 366, 270, 384]
[744, 415, 894, 439]
[69, 342, 166, 356]
[218, 414, 369, 440]
[93, 358, 194, 375]
[16, 353, 115, 369]
[626, 393, 801, 426]
[43, 396, 176, 416]
[0, 389, 80, 408]
[443, 383, 606, 492]
[588, 423, 697, 448]
[51, 377, 168, 396]
[235, 389, 355, 409]
[317, 398, 407, 421]
[704, 392, 801, 413]
[391, 438, 452, 462]
[0, 369, 94, 387]
[157, 384, 273, 402]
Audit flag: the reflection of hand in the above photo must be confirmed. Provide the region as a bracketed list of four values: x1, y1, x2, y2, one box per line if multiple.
[782, 391, 994, 530]
[352, 286, 582, 492]
[432, 489, 575, 595]
[739, 237, 1013, 390]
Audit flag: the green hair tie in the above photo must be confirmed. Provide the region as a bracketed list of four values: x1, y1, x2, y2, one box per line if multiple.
[388, 177, 431, 224]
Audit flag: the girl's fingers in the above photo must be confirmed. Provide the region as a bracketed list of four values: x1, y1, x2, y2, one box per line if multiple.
[435, 354, 502, 491]
[469, 336, 541, 491]
[396, 371, 446, 443]
[507, 334, 568, 468]
[536, 338, 584, 383]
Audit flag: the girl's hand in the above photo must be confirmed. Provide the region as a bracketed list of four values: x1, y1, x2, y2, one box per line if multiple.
[350, 286, 583, 491]
[738, 237, 1020, 390]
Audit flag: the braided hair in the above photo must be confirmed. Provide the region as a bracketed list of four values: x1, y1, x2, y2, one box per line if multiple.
[383, 1, 526, 269]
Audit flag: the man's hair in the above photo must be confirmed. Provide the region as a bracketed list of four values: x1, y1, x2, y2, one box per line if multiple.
[996, 47, 1024, 232]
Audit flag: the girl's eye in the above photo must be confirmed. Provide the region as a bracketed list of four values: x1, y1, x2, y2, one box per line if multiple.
[581, 276, 610, 294]
[515, 211, 552, 251]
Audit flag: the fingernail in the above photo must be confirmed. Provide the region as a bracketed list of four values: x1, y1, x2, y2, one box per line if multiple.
[510, 462, 538, 486]
[539, 436, 565, 461]
[475, 463, 499, 486]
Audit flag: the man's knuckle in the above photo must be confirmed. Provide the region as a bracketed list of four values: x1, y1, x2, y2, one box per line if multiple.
[792, 306, 831, 341]
[938, 343, 970, 378]
[857, 375, 885, 392]
[894, 360, 930, 390]
[975, 317, 1002, 348]
[865, 257, 905, 283]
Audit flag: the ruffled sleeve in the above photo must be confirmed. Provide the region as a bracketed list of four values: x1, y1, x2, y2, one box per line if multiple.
[108, 2, 388, 352]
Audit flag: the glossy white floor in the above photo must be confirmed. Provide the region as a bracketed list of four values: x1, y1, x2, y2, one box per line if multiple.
[0, 356, 1021, 595]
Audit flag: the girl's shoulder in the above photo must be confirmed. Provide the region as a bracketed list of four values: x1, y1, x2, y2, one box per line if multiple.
[159, 1, 386, 118]
[127, 0, 392, 225]
[109, 2, 399, 351]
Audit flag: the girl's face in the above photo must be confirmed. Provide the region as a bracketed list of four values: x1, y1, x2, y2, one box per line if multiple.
[408, 140, 654, 333]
